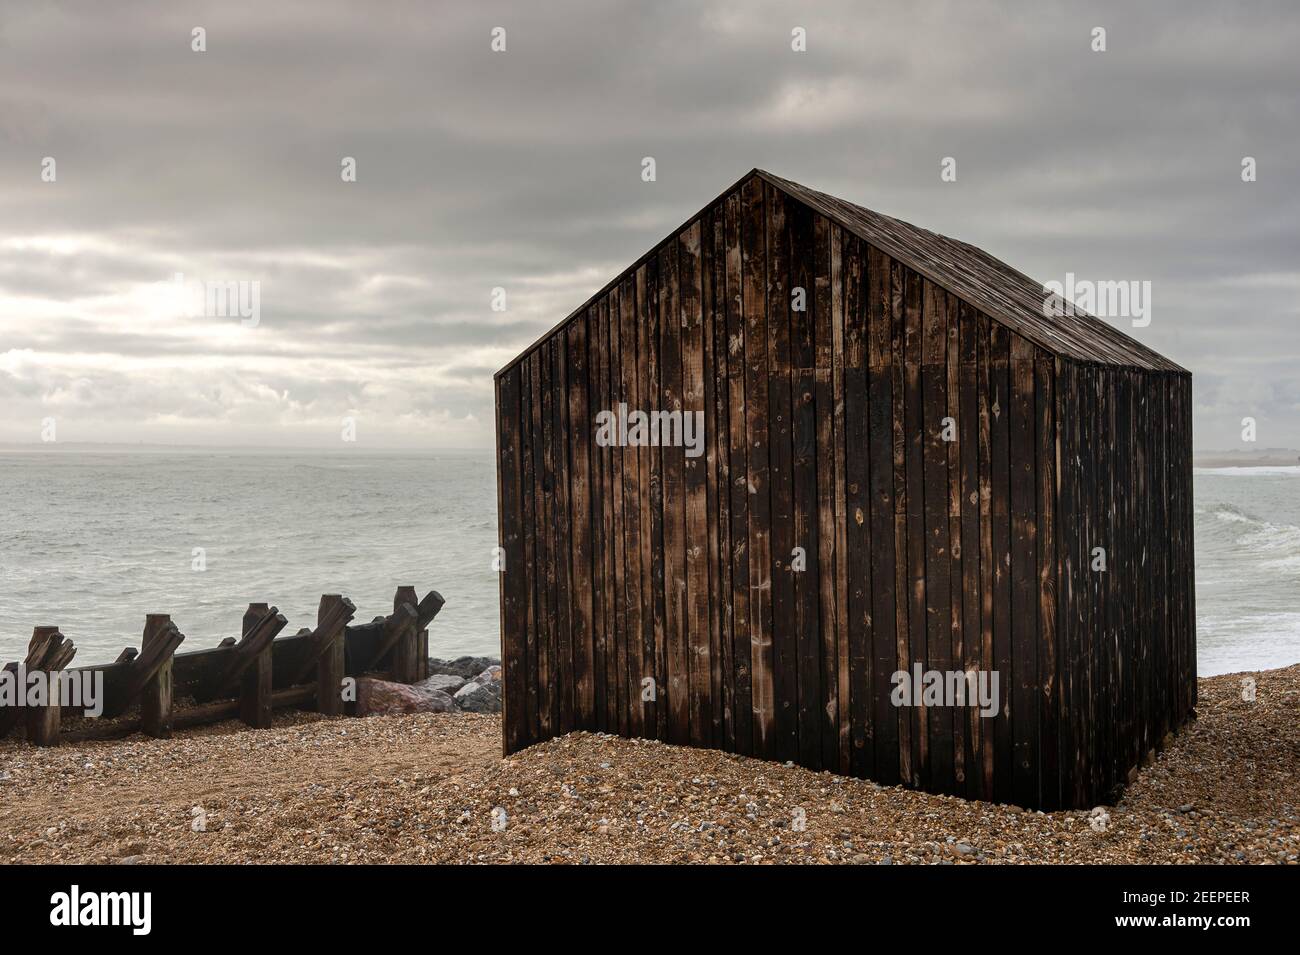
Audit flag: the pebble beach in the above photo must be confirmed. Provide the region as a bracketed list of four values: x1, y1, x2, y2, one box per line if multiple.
[1, 665, 1296, 865]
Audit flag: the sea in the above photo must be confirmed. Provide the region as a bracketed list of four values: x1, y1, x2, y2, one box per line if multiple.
[0, 450, 1296, 676]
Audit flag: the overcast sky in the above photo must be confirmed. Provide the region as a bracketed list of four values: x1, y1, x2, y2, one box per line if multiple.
[1, 0, 1296, 450]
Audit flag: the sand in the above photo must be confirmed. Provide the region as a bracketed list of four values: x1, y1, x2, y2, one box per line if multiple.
[1, 665, 1296, 864]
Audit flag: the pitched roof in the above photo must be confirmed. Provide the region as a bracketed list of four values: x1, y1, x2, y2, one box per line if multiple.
[756, 170, 1183, 373]
[497, 169, 1186, 378]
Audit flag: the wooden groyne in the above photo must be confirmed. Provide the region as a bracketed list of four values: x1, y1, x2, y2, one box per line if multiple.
[0, 585, 444, 746]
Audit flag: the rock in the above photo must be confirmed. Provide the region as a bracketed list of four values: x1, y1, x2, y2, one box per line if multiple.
[418, 673, 467, 695]
[473, 665, 502, 685]
[427, 656, 500, 680]
[356, 677, 455, 717]
[955, 842, 975, 855]
[453, 680, 502, 714]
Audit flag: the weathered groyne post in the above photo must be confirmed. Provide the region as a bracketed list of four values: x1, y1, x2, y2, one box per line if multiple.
[0, 585, 444, 746]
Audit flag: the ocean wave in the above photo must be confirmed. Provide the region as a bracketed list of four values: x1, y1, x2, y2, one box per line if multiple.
[1197, 501, 1300, 575]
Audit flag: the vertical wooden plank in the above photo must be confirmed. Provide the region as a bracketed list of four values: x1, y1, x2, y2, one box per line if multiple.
[945, 293, 965, 794]
[816, 218, 849, 773]
[637, 261, 661, 739]
[541, 341, 562, 736]
[847, 237, 868, 779]
[521, 353, 544, 741]
[1155, 373, 1169, 746]
[619, 273, 644, 739]
[26, 627, 64, 746]
[921, 282, 954, 794]
[1080, 362, 1098, 804]
[976, 312, 996, 801]
[787, 195, 821, 768]
[590, 307, 607, 737]
[1036, 357, 1060, 809]
[588, 304, 610, 734]
[708, 209, 735, 751]
[608, 282, 629, 737]
[989, 320, 1013, 802]
[701, 211, 727, 747]
[725, 191, 754, 756]
[742, 176, 775, 758]
[1183, 374, 1197, 717]
[1169, 374, 1182, 727]
[1134, 370, 1149, 766]
[958, 304, 983, 799]
[765, 185, 798, 763]
[1096, 366, 1113, 797]
[865, 243, 895, 783]
[525, 350, 551, 738]
[1117, 369, 1134, 782]
[681, 220, 711, 746]
[1009, 333, 1039, 808]
[141, 613, 174, 739]
[391, 587, 420, 684]
[830, 224, 854, 775]
[1057, 360, 1082, 806]
[660, 239, 690, 744]
[553, 335, 575, 734]
[891, 259, 915, 787]
[1169, 374, 1180, 731]
[649, 256, 669, 741]
[317, 594, 348, 719]
[240, 602, 273, 727]
[902, 266, 928, 789]
[567, 316, 596, 729]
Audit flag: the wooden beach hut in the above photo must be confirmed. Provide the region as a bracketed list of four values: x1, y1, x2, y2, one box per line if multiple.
[494, 169, 1195, 809]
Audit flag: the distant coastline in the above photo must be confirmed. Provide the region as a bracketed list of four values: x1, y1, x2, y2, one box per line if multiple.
[1193, 448, 1300, 469]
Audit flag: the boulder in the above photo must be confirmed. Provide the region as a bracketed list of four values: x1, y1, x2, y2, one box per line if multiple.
[356, 677, 455, 717]
[472, 665, 502, 686]
[427, 656, 500, 680]
[453, 680, 502, 714]
[418, 673, 467, 695]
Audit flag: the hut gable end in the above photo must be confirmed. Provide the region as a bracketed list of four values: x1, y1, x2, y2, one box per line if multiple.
[494, 169, 1196, 810]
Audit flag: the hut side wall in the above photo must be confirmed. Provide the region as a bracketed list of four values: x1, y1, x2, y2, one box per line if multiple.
[495, 178, 1196, 809]
[1055, 365, 1196, 808]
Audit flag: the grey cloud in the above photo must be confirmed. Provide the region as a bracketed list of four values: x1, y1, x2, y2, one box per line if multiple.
[0, 0, 1297, 448]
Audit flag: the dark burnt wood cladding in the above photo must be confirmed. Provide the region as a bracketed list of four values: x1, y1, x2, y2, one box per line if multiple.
[494, 169, 1195, 809]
